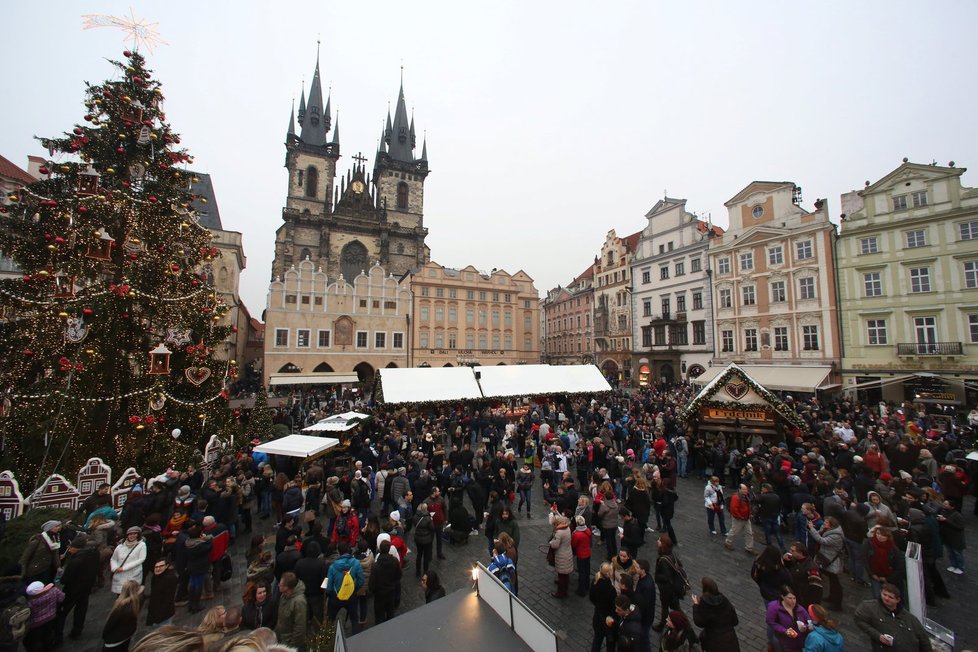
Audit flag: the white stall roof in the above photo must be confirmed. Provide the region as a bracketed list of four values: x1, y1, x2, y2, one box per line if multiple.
[476, 364, 611, 397]
[302, 411, 371, 433]
[691, 364, 833, 394]
[253, 435, 340, 459]
[268, 372, 360, 386]
[378, 367, 485, 403]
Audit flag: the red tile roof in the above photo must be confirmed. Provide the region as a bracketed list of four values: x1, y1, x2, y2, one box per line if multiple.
[0, 154, 35, 186]
[696, 220, 724, 236]
[623, 229, 642, 253]
[573, 263, 594, 284]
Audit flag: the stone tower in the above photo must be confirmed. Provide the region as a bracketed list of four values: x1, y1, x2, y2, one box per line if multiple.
[272, 52, 429, 284]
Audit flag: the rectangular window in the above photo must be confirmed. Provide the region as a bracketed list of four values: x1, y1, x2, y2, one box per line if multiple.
[300, 295, 310, 305]
[274, 328, 289, 347]
[642, 327, 652, 348]
[692, 321, 706, 345]
[479, 291, 487, 301]
[479, 334, 488, 349]
[492, 310, 500, 327]
[524, 299, 531, 309]
[524, 314, 532, 329]
[961, 221, 978, 241]
[660, 266, 669, 280]
[504, 335, 512, 349]
[435, 307, 444, 322]
[420, 306, 430, 321]
[670, 324, 688, 345]
[970, 315, 978, 343]
[910, 267, 931, 293]
[466, 290, 475, 300]
[420, 286, 429, 297]
[691, 257, 702, 272]
[864, 272, 882, 297]
[435, 332, 444, 349]
[318, 330, 331, 347]
[296, 329, 310, 348]
[675, 261, 685, 276]
[911, 190, 927, 207]
[692, 291, 703, 310]
[860, 237, 879, 254]
[374, 332, 386, 348]
[913, 317, 937, 351]
[740, 251, 754, 271]
[661, 297, 670, 318]
[356, 331, 368, 348]
[742, 285, 756, 306]
[466, 334, 474, 349]
[771, 281, 786, 303]
[744, 328, 758, 351]
[718, 257, 730, 274]
[721, 330, 734, 352]
[796, 240, 813, 260]
[314, 296, 323, 306]
[965, 261, 978, 289]
[774, 326, 789, 351]
[654, 325, 666, 346]
[893, 195, 908, 211]
[798, 277, 816, 300]
[768, 246, 783, 265]
[419, 332, 429, 348]
[435, 287, 444, 298]
[492, 292, 499, 302]
[448, 333, 457, 349]
[642, 270, 650, 284]
[479, 310, 488, 326]
[719, 288, 732, 309]
[466, 309, 474, 325]
[504, 311, 512, 326]
[803, 325, 819, 350]
[867, 319, 888, 345]
[906, 230, 926, 248]
[503, 293, 510, 302]
[393, 332, 404, 349]
[676, 295, 686, 312]
[492, 335, 501, 349]
[384, 300, 396, 310]
[449, 289, 458, 299]
[448, 307, 457, 322]
[643, 299, 651, 317]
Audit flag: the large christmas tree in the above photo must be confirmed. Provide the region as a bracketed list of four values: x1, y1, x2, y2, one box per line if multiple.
[0, 51, 237, 484]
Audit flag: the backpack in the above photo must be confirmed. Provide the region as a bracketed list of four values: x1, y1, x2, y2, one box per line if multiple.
[219, 552, 233, 582]
[667, 555, 690, 599]
[0, 598, 30, 644]
[336, 570, 356, 601]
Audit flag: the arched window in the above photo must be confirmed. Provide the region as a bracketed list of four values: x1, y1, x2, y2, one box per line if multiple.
[300, 248, 312, 261]
[218, 267, 229, 287]
[340, 241, 369, 282]
[396, 181, 409, 209]
[305, 166, 318, 198]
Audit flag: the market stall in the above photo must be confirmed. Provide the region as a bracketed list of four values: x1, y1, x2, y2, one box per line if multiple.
[252, 434, 340, 461]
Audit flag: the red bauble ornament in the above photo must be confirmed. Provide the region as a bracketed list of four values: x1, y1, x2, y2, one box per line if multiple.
[22, 349, 32, 356]
[123, 50, 131, 57]
[234, 410, 241, 416]
[232, 326, 238, 333]
[73, 128, 82, 135]
[122, 181, 130, 187]
[79, 206, 88, 213]
[191, 280, 199, 286]
[116, 147, 124, 154]
[170, 264, 180, 272]
[148, 196, 158, 203]
[121, 313, 129, 319]
[83, 308, 93, 315]
[38, 167, 49, 175]
[132, 76, 142, 83]
[129, 254, 138, 260]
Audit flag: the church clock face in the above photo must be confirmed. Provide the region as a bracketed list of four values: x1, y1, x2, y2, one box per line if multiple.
[352, 180, 365, 194]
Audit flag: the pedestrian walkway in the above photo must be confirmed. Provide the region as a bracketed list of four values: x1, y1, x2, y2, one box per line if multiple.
[72, 473, 976, 651]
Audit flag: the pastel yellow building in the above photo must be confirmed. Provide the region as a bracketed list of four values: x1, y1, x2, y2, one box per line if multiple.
[838, 161, 978, 406]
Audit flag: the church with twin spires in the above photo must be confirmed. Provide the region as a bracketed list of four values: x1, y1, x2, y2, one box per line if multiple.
[271, 49, 430, 284]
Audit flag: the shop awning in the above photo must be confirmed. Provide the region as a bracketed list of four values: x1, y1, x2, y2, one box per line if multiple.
[378, 367, 484, 403]
[692, 364, 834, 394]
[253, 434, 340, 459]
[268, 372, 360, 386]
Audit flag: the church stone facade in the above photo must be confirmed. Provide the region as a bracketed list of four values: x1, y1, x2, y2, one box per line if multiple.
[271, 54, 430, 286]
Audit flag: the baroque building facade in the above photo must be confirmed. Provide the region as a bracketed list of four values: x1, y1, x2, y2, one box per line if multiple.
[541, 265, 594, 365]
[706, 181, 841, 393]
[403, 261, 540, 368]
[593, 229, 640, 385]
[631, 197, 720, 386]
[837, 161, 978, 406]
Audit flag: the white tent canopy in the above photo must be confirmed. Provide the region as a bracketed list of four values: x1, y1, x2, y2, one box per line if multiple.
[253, 434, 340, 459]
[268, 372, 360, 386]
[476, 364, 610, 397]
[378, 364, 611, 404]
[302, 411, 372, 433]
[691, 364, 834, 394]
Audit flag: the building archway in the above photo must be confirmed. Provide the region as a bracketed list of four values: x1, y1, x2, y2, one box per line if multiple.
[385, 362, 399, 368]
[313, 362, 334, 373]
[660, 363, 675, 385]
[442, 363, 454, 367]
[353, 361, 374, 383]
[600, 359, 619, 381]
[687, 364, 706, 380]
[277, 363, 300, 374]
[497, 362, 506, 365]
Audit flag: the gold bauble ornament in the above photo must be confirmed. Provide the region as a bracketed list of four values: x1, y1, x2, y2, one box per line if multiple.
[58, 311, 69, 318]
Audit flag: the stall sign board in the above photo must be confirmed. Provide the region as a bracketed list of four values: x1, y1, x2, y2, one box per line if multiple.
[700, 406, 775, 423]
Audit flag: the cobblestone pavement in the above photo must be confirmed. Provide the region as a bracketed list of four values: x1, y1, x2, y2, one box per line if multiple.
[72, 472, 977, 651]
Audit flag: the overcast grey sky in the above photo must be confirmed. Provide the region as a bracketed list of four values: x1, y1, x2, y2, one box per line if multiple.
[3, 2, 976, 316]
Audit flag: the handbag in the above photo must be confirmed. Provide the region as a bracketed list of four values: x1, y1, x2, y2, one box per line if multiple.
[546, 543, 556, 567]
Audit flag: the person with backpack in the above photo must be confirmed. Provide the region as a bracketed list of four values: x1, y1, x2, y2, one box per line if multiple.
[325, 541, 364, 635]
[653, 535, 688, 634]
[0, 575, 30, 652]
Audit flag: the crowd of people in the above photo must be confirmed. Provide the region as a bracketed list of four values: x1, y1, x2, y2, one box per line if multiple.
[0, 381, 974, 651]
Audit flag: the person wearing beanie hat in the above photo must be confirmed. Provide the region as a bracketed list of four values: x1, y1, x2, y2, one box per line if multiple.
[20, 521, 62, 585]
[660, 609, 698, 651]
[109, 524, 147, 594]
[330, 498, 359, 549]
[23, 580, 64, 651]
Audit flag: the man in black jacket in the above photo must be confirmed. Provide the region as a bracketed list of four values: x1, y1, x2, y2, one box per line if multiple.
[368, 540, 402, 624]
[57, 534, 99, 641]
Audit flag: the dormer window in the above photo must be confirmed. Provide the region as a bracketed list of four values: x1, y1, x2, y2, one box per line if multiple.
[912, 191, 927, 207]
[893, 195, 908, 211]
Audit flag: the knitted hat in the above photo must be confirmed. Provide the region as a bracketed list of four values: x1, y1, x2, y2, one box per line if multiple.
[389, 510, 401, 522]
[177, 485, 192, 497]
[25, 581, 47, 596]
[69, 534, 89, 549]
[41, 520, 60, 533]
[126, 526, 142, 536]
[340, 499, 351, 508]
[879, 473, 893, 482]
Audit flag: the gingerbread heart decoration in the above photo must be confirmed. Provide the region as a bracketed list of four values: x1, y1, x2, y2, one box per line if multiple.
[724, 381, 749, 400]
[185, 366, 211, 386]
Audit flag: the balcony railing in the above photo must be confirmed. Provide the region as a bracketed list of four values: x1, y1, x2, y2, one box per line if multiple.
[897, 342, 963, 356]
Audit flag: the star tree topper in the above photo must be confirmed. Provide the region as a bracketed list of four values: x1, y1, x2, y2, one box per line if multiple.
[82, 8, 167, 54]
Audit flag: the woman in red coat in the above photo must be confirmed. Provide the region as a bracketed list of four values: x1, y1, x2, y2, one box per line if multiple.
[571, 515, 593, 596]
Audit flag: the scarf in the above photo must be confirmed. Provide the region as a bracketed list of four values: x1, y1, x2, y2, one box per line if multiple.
[40, 531, 59, 551]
